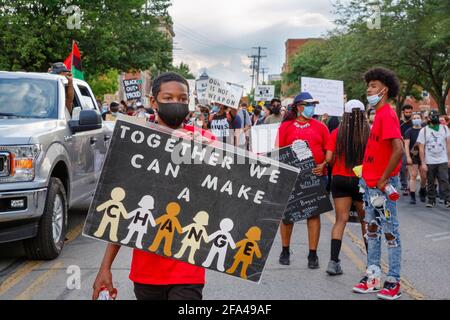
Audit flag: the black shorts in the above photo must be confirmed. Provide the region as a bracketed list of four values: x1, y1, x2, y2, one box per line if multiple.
[134, 282, 204, 300]
[331, 175, 363, 202]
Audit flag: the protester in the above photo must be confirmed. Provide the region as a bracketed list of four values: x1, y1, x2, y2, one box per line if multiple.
[48, 62, 74, 114]
[276, 92, 330, 269]
[353, 67, 404, 300]
[400, 105, 414, 195]
[120, 100, 128, 114]
[235, 101, 252, 149]
[103, 101, 120, 121]
[93, 72, 217, 301]
[417, 110, 450, 208]
[404, 112, 427, 204]
[251, 106, 266, 126]
[264, 98, 284, 124]
[134, 102, 150, 121]
[208, 103, 239, 145]
[325, 100, 369, 275]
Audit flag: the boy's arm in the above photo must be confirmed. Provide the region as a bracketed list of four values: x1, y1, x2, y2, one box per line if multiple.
[228, 235, 236, 249]
[377, 138, 404, 191]
[255, 243, 262, 258]
[92, 244, 120, 300]
[96, 201, 110, 212]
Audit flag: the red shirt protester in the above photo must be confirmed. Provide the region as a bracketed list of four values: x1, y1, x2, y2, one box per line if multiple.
[130, 124, 215, 285]
[326, 128, 356, 177]
[276, 118, 330, 174]
[362, 103, 402, 188]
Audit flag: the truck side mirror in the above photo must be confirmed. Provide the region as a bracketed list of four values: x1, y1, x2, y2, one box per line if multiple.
[69, 109, 102, 133]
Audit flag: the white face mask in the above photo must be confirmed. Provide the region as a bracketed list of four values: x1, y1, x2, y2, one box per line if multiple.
[367, 88, 386, 107]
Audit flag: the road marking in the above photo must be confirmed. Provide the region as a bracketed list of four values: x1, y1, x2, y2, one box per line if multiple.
[0, 222, 84, 298]
[425, 231, 450, 238]
[324, 212, 426, 300]
[14, 261, 64, 300]
[431, 235, 450, 242]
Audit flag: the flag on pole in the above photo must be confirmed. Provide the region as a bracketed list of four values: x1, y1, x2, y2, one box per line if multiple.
[64, 41, 84, 80]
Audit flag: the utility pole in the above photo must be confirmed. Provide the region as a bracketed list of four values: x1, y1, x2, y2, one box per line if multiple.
[248, 54, 258, 92]
[259, 67, 269, 85]
[252, 46, 267, 86]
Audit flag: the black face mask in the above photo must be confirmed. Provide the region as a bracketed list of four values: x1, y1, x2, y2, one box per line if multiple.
[430, 116, 440, 125]
[272, 106, 281, 115]
[404, 115, 412, 121]
[157, 101, 189, 128]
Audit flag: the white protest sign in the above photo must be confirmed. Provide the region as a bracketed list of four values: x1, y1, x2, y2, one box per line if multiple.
[255, 85, 275, 102]
[196, 79, 209, 106]
[205, 78, 243, 109]
[250, 123, 281, 154]
[187, 79, 196, 111]
[301, 77, 344, 117]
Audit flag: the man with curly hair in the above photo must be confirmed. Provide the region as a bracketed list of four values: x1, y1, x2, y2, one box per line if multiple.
[352, 68, 404, 300]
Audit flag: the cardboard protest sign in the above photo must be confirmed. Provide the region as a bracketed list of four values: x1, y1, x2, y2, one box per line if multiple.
[205, 78, 243, 109]
[250, 123, 281, 154]
[83, 118, 298, 282]
[301, 77, 344, 117]
[255, 85, 275, 102]
[196, 79, 209, 106]
[265, 140, 333, 223]
[123, 79, 142, 100]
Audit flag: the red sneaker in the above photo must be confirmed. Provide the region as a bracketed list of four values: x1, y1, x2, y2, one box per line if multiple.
[352, 275, 381, 294]
[377, 281, 402, 300]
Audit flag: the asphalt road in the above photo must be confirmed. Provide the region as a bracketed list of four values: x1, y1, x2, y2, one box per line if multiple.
[0, 196, 449, 300]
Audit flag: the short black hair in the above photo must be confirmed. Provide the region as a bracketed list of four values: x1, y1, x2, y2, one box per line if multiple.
[152, 72, 189, 99]
[364, 67, 400, 99]
[110, 101, 119, 112]
[271, 98, 281, 105]
[402, 104, 413, 111]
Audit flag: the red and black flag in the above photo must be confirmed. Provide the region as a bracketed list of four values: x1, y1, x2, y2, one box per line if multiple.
[64, 41, 84, 80]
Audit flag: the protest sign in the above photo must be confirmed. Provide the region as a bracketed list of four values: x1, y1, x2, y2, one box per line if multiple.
[123, 79, 142, 101]
[83, 118, 298, 282]
[250, 123, 281, 154]
[187, 79, 196, 111]
[196, 79, 209, 106]
[254, 85, 275, 102]
[205, 78, 243, 109]
[301, 77, 344, 117]
[265, 140, 333, 223]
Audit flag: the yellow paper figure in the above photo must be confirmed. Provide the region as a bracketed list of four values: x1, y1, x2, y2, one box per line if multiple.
[94, 187, 128, 242]
[174, 211, 209, 264]
[226, 226, 262, 280]
[148, 202, 182, 256]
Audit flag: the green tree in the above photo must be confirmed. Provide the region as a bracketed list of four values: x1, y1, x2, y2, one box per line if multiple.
[89, 69, 120, 99]
[171, 62, 195, 79]
[0, 0, 173, 79]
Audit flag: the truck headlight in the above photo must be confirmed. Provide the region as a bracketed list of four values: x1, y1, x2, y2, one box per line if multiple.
[0, 144, 41, 182]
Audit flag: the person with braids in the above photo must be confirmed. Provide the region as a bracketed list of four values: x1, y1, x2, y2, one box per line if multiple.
[276, 92, 330, 269]
[325, 100, 370, 276]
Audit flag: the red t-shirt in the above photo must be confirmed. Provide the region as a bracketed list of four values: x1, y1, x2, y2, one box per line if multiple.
[129, 124, 215, 285]
[325, 128, 356, 177]
[276, 118, 330, 174]
[362, 104, 402, 188]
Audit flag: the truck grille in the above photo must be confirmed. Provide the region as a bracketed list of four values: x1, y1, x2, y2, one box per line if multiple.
[0, 152, 9, 177]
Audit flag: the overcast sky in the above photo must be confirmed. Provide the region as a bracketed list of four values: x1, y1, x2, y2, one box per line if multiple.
[169, 0, 337, 93]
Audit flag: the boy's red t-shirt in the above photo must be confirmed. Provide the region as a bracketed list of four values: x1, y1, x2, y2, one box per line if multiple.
[362, 104, 402, 188]
[325, 128, 355, 177]
[276, 118, 330, 174]
[129, 124, 215, 285]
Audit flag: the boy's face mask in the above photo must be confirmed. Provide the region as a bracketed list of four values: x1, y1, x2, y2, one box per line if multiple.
[157, 101, 190, 128]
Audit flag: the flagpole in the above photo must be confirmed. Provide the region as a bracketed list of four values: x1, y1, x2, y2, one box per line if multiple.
[71, 40, 75, 73]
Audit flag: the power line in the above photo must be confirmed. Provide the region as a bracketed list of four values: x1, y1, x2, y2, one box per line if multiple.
[252, 47, 267, 87]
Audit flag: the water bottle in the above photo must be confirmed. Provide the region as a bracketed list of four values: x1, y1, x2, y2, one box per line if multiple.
[97, 287, 117, 300]
[384, 183, 399, 201]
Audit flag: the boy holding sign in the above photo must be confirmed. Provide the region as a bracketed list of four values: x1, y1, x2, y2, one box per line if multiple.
[92, 72, 211, 300]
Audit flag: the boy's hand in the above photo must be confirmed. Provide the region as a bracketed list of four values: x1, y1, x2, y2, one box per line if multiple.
[92, 268, 116, 300]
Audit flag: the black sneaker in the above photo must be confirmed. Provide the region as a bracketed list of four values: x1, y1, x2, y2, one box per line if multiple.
[279, 250, 290, 265]
[308, 255, 319, 269]
[426, 200, 436, 208]
[402, 188, 409, 196]
[419, 188, 427, 202]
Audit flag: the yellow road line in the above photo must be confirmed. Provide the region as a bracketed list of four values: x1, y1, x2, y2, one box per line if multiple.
[14, 261, 64, 300]
[0, 222, 84, 298]
[324, 212, 426, 300]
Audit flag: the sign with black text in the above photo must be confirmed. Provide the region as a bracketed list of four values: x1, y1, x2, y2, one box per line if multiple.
[83, 118, 298, 282]
[265, 140, 333, 223]
[254, 85, 275, 102]
[123, 79, 142, 100]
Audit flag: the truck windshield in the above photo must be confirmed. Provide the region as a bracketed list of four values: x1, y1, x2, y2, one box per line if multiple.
[0, 78, 58, 119]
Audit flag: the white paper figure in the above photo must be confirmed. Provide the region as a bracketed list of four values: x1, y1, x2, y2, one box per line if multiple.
[94, 187, 128, 242]
[120, 195, 156, 249]
[202, 218, 236, 272]
[174, 211, 209, 264]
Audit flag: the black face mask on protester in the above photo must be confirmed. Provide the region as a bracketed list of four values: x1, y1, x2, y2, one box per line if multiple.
[272, 106, 281, 115]
[157, 101, 189, 128]
[430, 116, 440, 125]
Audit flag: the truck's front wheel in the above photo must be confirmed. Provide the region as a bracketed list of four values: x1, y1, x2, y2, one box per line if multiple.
[24, 177, 68, 260]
